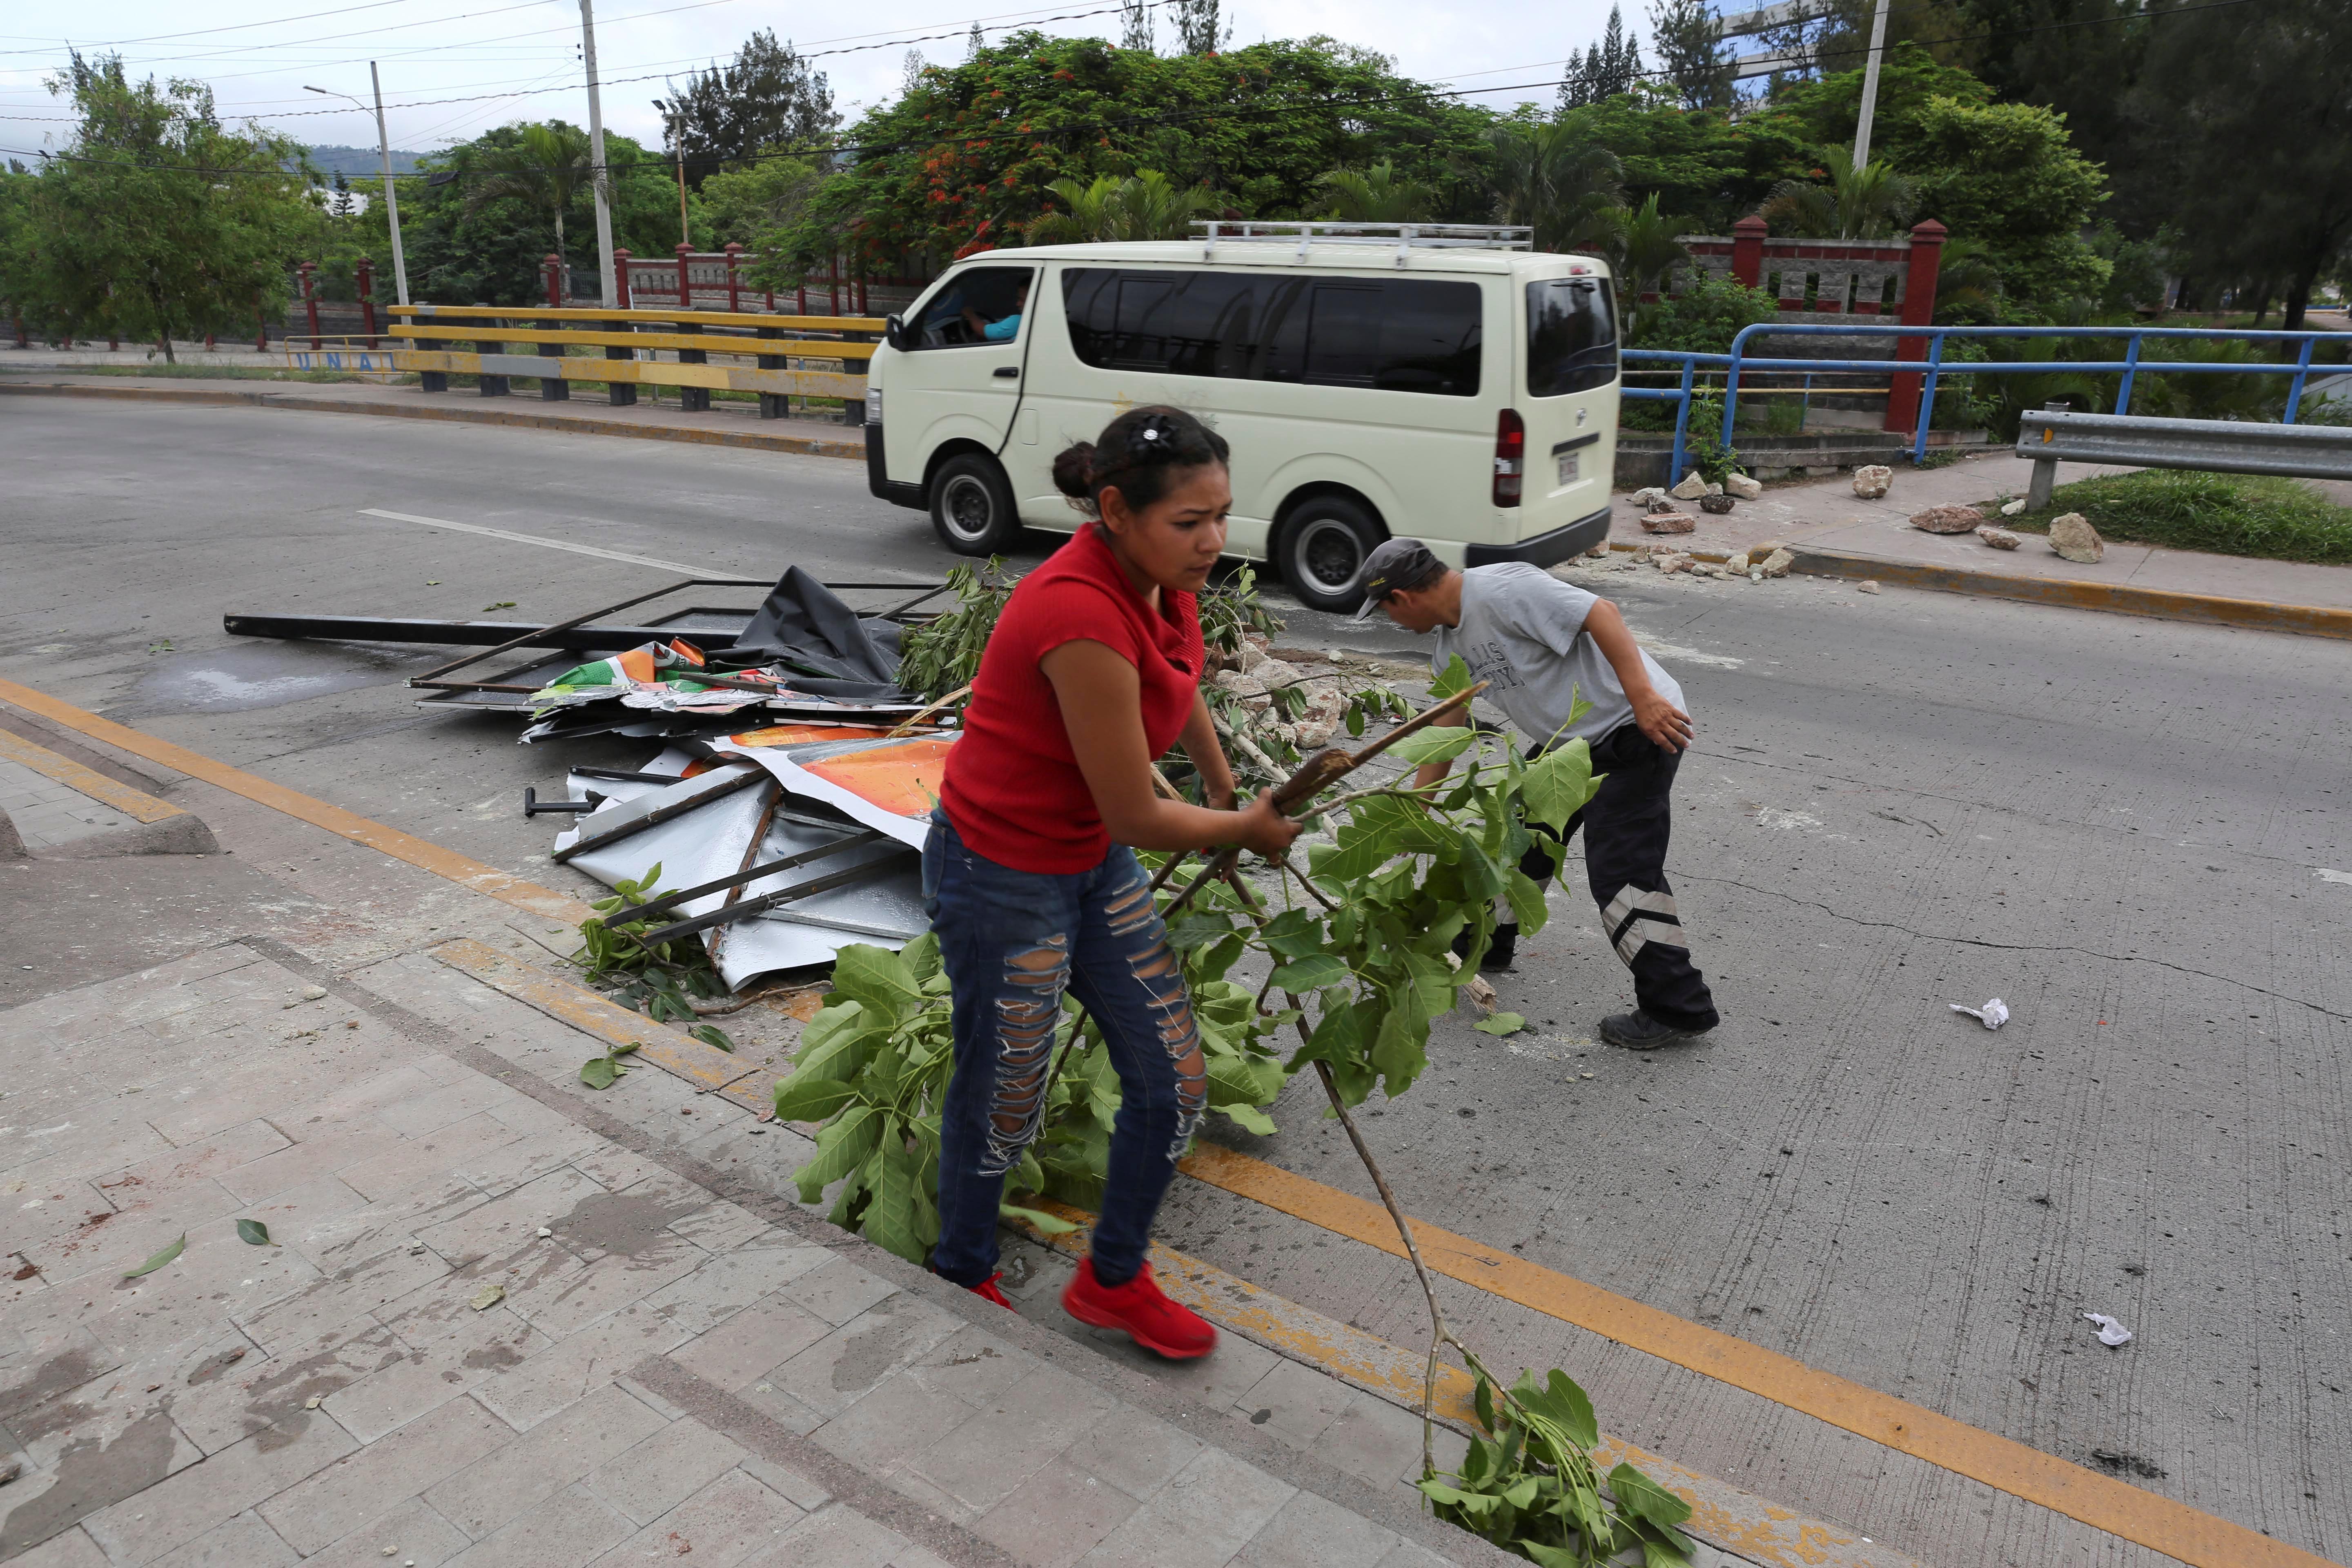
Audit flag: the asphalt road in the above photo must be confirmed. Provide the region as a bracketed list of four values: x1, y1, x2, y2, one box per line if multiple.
[4, 398, 2348, 1564]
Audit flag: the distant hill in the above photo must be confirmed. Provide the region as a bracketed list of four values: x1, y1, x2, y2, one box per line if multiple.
[307, 144, 426, 177]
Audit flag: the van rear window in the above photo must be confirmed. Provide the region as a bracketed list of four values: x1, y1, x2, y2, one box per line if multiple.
[1525, 277, 1618, 397]
[1063, 269, 1482, 396]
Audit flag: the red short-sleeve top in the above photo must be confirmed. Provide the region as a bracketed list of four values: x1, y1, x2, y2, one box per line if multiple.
[940, 525, 1204, 873]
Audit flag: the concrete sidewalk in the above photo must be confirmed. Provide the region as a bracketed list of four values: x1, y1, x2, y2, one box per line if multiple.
[1608, 450, 2352, 614]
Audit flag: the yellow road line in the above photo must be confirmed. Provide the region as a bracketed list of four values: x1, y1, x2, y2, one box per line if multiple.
[1013, 1200, 1906, 1568]
[0, 678, 591, 925]
[1176, 1145, 2327, 1568]
[0, 726, 187, 824]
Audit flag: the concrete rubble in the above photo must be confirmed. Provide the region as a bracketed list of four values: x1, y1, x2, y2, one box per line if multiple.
[1977, 525, 2022, 550]
[1909, 504, 1986, 535]
[1851, 465, 1893, 499]
[2048, 512, 2106, 563]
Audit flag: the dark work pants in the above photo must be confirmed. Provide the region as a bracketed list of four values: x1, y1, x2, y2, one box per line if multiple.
[1515, 723, 1719, 1032]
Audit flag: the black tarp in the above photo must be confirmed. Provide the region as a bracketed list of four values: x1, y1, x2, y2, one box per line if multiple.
[716, 566, 909, 701]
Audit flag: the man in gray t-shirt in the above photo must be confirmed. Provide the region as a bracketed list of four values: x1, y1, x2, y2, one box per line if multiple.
[1356, 540, 1719, 1049]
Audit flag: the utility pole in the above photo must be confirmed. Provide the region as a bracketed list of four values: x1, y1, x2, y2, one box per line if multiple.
[307, 74, 409, 305]
[579, 0, 618, 308]
[370, 65, 409, 305]
[1851, 0, 1891, 171]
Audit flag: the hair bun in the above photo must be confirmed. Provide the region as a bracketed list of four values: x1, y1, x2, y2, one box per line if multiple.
[1051, 441, 1098, 500]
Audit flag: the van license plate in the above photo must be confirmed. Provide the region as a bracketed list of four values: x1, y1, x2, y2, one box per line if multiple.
[1555, 450, 1580, 487]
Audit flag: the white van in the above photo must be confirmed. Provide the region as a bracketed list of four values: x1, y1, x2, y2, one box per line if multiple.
[862, 223, 1621, 612]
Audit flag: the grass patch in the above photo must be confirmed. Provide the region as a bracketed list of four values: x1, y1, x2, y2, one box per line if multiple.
[0, 364, 388, 383]
[2011, 469, 2352, 564]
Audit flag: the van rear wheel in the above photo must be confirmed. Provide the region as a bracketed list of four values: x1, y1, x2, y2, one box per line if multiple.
[929, 453, 1021, 556]
[1276, 497, 1384, 615]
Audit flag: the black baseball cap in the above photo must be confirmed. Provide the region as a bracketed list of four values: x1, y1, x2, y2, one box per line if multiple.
[1350, 538, 1445, 622]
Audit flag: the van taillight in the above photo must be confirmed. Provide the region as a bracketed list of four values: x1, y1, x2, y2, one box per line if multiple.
[1492, 408, 1525, 508]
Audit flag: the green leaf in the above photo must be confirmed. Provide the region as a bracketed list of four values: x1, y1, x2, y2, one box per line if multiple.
[123, 1234, 185, 1278]
[1217, 1102, 1278, 1136]
[1429, 652, 1474, 700]
[1640, 1539, 1694, 1568]
[1258, 908, 1327, 957]
[793, 1105, 882, 1203]
[579, 1054, 625, 1089]
[1166, 911, 1236, 952]
[1521, 738, 1598, 832]
[829, 944, 926, 1022]
[1472, 1012, 1527, 1037]
[1473, 1376, 1497, 1434]
[1417, 1480, 1499, 1515]
[771, 1072, 862, 1123]
[1000, 1202, 1079, 1234]
[793, 1000, 885, 1081]
[1523, 1544, 1587, 1568]
[1504, 868, 1550, 934]
[1369, 1002, 1429, 1094]
[902, 930, 944, 984]
[1518, 1368, 1601, 1450]
[1609, 1461, 1696, 1546]
[1501, 1475, 1541, 1509]
[235, 1219, 275, 1247]
[687, 1023, 736, 1052]
[863, 1135, 928, 1264]
[1388, 725, 1477, 766]
[1270, 955, 1349, 993]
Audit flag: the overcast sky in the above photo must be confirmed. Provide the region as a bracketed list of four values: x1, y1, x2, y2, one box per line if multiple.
[0, 0, 1649, 161]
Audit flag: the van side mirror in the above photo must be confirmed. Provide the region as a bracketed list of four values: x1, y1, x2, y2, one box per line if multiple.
[883, 314, 908, 351]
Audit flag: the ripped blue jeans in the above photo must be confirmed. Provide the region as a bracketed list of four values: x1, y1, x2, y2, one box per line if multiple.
[924, 813, 1206, 1290]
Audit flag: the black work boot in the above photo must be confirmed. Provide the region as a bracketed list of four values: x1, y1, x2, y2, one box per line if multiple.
[1453, 923, 1518, 973]
[1599, 1010, 1711, 1049]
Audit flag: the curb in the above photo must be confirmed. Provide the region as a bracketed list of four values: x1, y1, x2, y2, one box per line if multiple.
[1604, 541, 2352, 641]
[0, 725, 218, 856]
[0, 380, 869, 461]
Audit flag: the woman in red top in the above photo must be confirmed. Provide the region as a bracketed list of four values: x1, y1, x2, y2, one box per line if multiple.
[926, 405, 1299, 1358]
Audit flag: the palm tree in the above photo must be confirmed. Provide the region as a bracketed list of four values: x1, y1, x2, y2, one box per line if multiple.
[1024, 170, 1221, 244]
[1486, 118, 1623, 255]
[1600, 193, 1690, 298]
[1760, 151, 1918, 239]
[466, 123, 595, 281]
[1317, 160, 1436, 223]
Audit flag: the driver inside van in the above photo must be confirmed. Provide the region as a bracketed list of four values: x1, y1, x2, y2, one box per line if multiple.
[961, 279, 1029, 342]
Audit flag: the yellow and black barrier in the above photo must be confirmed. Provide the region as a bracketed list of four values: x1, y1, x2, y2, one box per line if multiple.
[385, 303, 889, 423]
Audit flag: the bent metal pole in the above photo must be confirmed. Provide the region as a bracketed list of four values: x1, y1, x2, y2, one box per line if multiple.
[369, 63, 409, 306]
[579, 0, 618, 309]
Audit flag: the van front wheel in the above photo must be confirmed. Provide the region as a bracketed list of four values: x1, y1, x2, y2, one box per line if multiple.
[1275, 498, 1383, 615]
[929, 453, 1020, 556]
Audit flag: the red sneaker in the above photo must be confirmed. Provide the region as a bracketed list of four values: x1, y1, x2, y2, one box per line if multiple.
[1060, 1258, 1216, 1359]
[964, 1273, 1014, 1309]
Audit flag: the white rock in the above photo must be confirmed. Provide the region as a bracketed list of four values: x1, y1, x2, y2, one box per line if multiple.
[1857, 579, 1882, 594]
[1629, 486, 1666, 506]
[1725, 472, 1763, 499]
[1851, 464, 1893, 499]
[2000, 497, 2027, 517]
[1976, 524, 2021, 550]
[1759, 547, 1795, 579]
[1656, 553, 1695, 575]
[1724, 551, 1751, 574]
[1669, 471, 1708, 501]
[2048, 512, 2105, 564]
[1704, 482, 1724, 497]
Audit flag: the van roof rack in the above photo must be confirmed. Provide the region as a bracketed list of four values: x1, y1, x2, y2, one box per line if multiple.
[1192, 220, 1535, 266]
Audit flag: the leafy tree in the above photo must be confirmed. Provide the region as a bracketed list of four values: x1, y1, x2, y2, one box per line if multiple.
[2125, 0, 2352, 329]
[1568, 92, 1816, 232]
[700, 154, 825, 249]
[1119, 0, 1154, 53]
[763, 33, 1493, 280]
[1317, 159, 1437, 221]
[1171, 0, 1232, 55]
[1759, 149, 1918, 237]
[464, 122, 593, 284]
[1757, 42, 1992, 153]
[653, 30, 837, 189]
[4, 52, 314, 359]
[1486, 114, 1624, 254]
[1597, 192, 1690, 298]
[1647, 0, 1735, 109]
[1625, 272, 1778, 354]
[1024, 170, 1221, 242]
[1904, 95, 2108, 312]
[1561, 4, 1646, 109]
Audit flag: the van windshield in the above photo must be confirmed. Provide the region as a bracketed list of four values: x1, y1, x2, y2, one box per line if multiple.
[1525, 277, 1618, 397]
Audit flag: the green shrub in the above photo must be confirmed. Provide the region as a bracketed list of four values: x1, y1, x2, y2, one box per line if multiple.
[2018, 470, 2352, 564]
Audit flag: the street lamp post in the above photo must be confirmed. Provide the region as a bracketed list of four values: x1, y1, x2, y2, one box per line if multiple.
[304, 71, 409, 306]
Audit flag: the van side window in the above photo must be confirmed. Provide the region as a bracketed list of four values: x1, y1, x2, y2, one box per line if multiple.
[1525, 277, 1619, 396]
[1063, 269, 1481, 396]
[906, 265, 1034, 348]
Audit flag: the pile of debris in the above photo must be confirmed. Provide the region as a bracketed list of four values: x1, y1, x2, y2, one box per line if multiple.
[1208, 632, 1357, 752]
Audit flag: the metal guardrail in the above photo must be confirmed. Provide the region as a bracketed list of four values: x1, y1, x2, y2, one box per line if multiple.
[382, 304, 889, 421]
[2016, 408, 2352, 506]
[1623, 323, 2344, 485]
